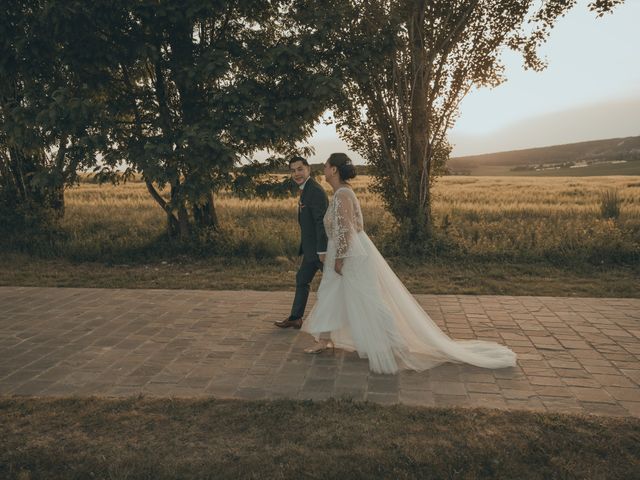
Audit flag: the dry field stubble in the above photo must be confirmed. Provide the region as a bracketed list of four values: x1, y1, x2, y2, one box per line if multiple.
[61, 175, 640, 261]
[3, 175, 639, 296]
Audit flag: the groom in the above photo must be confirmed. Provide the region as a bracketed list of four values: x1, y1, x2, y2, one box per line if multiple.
[274, 156, 329, 329]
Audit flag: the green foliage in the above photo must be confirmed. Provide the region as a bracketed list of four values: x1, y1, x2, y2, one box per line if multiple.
[302, 0, 626, 247]
[1, 0, 626, 249]
[90, 0, 340, 238]
[1, 0, 341, 240]
[231, 157, 297, 199]
[0, 1, 106, 231]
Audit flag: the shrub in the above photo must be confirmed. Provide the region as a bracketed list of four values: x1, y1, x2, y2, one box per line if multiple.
[600, 188, 621, 220]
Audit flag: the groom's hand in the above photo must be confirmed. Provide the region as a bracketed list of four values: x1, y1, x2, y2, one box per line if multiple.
[335, 258, 344, 275]
[319, 253, 326, 263]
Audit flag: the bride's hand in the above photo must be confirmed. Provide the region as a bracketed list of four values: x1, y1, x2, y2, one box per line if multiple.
[334, 258, 344, 275]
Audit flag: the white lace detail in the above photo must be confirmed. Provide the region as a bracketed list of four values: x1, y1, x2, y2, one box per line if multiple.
[324, 187, 365, 259]
[303, 187, 518, 374]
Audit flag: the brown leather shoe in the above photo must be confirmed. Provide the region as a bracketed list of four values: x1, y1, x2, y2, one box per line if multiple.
[274, 318, 303, 329]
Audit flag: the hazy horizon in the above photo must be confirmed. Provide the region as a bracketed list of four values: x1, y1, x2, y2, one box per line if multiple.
[304, 96, 640, 163]
[302, 0, 639, 165]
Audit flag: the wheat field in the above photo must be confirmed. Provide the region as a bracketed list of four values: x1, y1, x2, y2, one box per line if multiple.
[60, 175, 640, 264]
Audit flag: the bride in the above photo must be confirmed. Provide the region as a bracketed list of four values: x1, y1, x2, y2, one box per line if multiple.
[301, 153, 517, 374]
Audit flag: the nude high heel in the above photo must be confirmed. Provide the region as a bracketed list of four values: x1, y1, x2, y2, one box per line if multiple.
[304, 340, 335, 354]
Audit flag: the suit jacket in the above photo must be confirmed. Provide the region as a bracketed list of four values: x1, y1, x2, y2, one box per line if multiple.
[298, 176, 329, 261]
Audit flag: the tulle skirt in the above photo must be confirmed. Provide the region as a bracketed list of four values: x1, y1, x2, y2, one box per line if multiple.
[302, 231, 517, 374]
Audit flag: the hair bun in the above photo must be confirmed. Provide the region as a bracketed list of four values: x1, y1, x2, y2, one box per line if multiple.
[328, 153, 357, 181]
[338, 163, 356, 180]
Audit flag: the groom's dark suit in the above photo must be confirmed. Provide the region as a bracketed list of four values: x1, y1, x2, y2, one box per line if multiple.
[290, 176, 329, 321]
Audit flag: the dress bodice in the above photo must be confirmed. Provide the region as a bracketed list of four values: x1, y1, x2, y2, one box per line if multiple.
[323, 187, 364, 258]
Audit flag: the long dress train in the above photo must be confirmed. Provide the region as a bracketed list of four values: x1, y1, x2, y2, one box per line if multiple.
[301, 187, 517, 374]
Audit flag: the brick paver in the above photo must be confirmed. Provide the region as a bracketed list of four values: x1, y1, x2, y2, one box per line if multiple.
[0, 287, 638, 416]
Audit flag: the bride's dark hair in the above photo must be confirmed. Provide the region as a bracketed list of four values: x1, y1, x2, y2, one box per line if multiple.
[328, 153, 356, 181]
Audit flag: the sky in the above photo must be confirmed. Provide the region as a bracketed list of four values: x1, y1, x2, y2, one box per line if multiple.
[305, 0, 640, 163]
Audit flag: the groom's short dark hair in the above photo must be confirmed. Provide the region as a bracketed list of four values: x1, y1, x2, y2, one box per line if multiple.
[288, 155, 309, 167]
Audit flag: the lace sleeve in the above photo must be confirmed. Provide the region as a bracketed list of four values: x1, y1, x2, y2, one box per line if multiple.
[334, 189, 355, 259]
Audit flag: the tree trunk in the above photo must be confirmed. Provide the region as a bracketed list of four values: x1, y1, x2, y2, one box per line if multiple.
[177, 203, 190, 239]
[168, 14, 220, 232]
[145, 179, 180, 237]
[170, 182, 190, 240]
[203, 191, 218, 229]
[192, 190, 218, 230]
[150, 35, 193, 241]
[8, 147, 29, 204]
[406, 0, 432, 240]
[49, 183, 65, 218]
[3, 146, 64, 225]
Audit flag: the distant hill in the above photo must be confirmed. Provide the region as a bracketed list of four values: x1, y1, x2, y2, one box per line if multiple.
[447, 136, 640, 175]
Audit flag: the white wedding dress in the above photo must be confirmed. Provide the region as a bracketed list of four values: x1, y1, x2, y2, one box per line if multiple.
[302, 187, 517, 374]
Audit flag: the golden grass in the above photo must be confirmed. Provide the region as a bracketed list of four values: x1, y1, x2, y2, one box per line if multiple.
[62, 175, 640, 262]
[3, 175, 637, 296]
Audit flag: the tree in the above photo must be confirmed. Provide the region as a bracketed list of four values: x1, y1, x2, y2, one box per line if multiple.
[94, 0, 339, 240]
[313, 0, 625, 245]
[0, 1, 106, 234]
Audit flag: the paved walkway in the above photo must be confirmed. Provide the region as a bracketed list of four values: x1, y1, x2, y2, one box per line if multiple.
[0, 287, 638, 417]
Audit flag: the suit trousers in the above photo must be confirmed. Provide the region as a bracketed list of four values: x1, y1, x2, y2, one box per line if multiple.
[290, 257, 323, 320]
